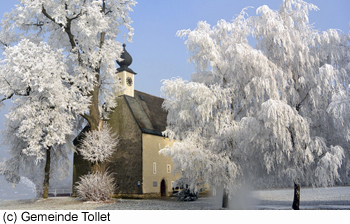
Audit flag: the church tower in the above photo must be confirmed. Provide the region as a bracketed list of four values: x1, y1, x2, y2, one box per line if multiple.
[74, 42, 179, 198]
[117, 43, 136, 97]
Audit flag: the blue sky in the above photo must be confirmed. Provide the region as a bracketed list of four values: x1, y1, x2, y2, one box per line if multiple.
[126, 0, 350, 97]
[0, 0, 349, 192]
[1, 0, 349, 98]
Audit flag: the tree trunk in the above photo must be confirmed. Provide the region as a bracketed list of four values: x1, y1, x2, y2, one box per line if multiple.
[292, 181, 300, 210]
[222, 189, 229, 209]
[42, 148, 51, 199]
[88, 79, 101, 131]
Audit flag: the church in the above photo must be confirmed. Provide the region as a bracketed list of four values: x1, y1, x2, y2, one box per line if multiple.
[73, 44, 179, 198]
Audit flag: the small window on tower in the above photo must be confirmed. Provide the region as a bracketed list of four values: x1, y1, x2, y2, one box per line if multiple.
[167, 164, 171, 173]
[139, 95, 144, 101]
[153, 162, 156, 174]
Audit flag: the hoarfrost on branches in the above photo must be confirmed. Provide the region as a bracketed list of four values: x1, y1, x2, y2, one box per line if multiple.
[0, 0, 136, 126]
[0, 39, 85, 161]
[0, 0, 136, 196]
[161, 0, 350, 194]
[77, 122, 119, 164]
[0, 39, 82, 195]
[76, 122, 118, 201]
[75, 171, 116, 202]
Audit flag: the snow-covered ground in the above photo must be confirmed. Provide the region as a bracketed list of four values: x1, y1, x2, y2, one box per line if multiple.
[253, 186, 350, 210]
[1, 186, 350, 210]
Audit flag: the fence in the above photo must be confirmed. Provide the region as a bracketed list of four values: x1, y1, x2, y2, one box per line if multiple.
[48, 188, 72, 197]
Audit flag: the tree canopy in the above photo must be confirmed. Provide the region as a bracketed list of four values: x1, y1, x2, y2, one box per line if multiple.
[0, 0, 136, 197]
[160, 0, 350, 193]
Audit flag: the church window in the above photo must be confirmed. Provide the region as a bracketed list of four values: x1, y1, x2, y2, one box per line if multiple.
[167, 164, 171, 173]
[153, 162, 157, 174]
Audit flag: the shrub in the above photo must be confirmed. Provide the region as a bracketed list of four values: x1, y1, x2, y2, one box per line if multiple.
[76, 171, 115, 201]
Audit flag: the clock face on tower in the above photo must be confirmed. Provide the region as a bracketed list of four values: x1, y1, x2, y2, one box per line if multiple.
[126, 77, 133, 86]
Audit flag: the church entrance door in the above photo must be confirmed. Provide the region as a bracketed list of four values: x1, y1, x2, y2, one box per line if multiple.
[160, 179, 166, 197]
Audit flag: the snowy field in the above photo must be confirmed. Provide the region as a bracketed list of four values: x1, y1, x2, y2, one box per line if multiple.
[253, 186, 350, 210]
[1, 186, 350, 210]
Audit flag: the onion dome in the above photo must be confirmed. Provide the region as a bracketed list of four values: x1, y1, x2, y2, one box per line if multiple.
[117, 43, 136, 74]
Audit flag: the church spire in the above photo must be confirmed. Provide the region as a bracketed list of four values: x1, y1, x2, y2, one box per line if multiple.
[117, 43, 136, 75]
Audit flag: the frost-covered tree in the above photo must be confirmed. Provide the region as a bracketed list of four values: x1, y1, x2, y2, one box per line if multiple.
[76, 122, 118, 201]
[160, 0, 350, 198]
[0, 39, 85, 197]
[0, 0, 136, 130]
[0, 0, 136, 198]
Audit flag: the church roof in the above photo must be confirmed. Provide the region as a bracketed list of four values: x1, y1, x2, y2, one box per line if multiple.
[124, 90, 167, 136]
